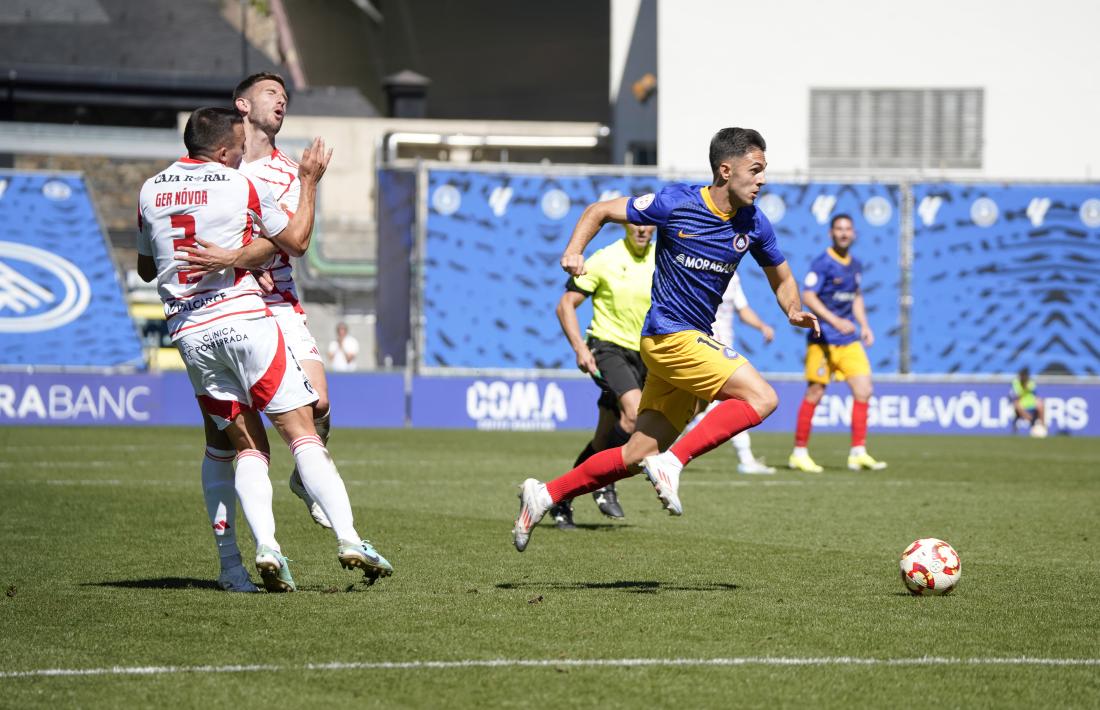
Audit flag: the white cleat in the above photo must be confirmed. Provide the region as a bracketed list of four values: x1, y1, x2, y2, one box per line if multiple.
[289, 469, 333, 529]
[642, 451, 684, 516]
[512, 478, 549, 552]
[737, 459, 777, 475]
[217, 564, 259, 593]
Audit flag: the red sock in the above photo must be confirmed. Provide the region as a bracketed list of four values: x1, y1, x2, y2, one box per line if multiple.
[545, 447, 628, 503]
[794, 399, 816, 447]
[669, 399, 762, 465]
[851, 400, 868, 447]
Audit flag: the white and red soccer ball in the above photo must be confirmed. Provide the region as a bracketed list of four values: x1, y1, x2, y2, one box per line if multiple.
[899, 538, 961, 595]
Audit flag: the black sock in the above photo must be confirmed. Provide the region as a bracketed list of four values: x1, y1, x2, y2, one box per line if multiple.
[609, 423, 631, 448]
[314, 411, 331, 445]
[573, 441, 597, 468]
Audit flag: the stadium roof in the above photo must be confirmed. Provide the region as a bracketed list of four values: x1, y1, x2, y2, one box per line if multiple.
[0, 0, 377, 123]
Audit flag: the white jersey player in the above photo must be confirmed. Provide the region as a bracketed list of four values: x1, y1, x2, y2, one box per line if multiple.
[233, 72, 334, 530]
[139, 107, 393, 593]
[178, 74, 334, 593]
[686, 273, 778, 474]
[238, 149, 318, 356]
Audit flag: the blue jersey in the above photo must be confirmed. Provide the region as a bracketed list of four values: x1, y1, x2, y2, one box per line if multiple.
[624, 184, 786, 336]
[804, 248, 862, 345]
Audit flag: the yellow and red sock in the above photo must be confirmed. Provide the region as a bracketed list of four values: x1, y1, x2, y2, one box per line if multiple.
[670, 398, 761, 465]
[546, 447, 628, 503]
[851, 400, 869, 447]
[795, 399, 816, 447]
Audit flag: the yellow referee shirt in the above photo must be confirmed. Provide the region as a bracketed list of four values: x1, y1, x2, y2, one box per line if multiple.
[570, 237, 655, 352]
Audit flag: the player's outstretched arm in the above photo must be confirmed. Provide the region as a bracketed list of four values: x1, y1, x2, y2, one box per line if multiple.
[555, 290, 597, 374]
[736, 305, 775, 343]
[764, 262, 819, 338]
[177, 237, 278, 276]
[560, 196, 630, 276]
[802, 288, 855, 335]
[853, 292, 874, 346]
[268, 137, 333, 257]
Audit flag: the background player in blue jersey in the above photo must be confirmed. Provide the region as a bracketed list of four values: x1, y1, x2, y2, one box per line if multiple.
[512, 127, 820, 552]
[788, 214, 887, 472]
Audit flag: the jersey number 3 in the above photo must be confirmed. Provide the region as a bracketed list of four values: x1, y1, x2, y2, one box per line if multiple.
[171, 214, 197, 284]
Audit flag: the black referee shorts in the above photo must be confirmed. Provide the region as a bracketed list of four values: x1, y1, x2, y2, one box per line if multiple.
[588, 337, 647, 412]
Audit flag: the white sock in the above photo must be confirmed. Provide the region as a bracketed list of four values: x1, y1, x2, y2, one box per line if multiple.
[234, 449, 279, 552]
[731, 431, 755, 464]
[202, 447, 241, 570]
[850, 445, 867, 457]
[290, 435, 360, 543]
[792, 446, 809, 458]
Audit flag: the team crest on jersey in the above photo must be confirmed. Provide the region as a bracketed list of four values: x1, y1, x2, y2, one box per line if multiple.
[732, 233, 750, 252]
[633, 193, 655, 211]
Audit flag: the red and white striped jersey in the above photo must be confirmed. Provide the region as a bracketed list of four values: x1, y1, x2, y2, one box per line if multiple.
[137, 157, 289, 341]
[238, 148, 304, 314]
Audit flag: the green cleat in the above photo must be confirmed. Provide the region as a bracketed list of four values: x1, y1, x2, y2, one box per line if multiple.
[788, 452, 824, 473]
[848, 452, 888, 471]
[338, 539, 394, 585]
[255, 545, 296, 593]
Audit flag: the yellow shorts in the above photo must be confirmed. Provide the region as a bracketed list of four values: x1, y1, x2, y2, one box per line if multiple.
[804, 341, 871, 384]
[638, 330, 750, 432]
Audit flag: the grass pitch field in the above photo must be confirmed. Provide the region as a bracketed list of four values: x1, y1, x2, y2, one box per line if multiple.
[1, 426, 1097, 708]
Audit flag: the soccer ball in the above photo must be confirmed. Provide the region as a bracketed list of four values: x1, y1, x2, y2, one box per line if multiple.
[1029, 421, 1048, 438]
[899, 538, 961, 596]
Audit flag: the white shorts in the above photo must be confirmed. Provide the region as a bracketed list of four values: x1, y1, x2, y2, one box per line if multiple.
[176, 316, 318, 429]
[271, 304, 323, 364]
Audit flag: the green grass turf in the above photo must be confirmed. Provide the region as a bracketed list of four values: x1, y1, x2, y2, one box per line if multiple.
[0, 426, 1098, 708]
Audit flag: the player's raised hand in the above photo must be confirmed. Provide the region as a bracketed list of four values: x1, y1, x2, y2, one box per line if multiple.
[298, 137, 333, 186]
[561, 252, 586, 276]
[176, 237, 235, 276]
[789, 309, 820, 338]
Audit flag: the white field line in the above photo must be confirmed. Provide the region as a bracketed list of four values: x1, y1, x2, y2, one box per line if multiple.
[0, 459, 449, 469]
[1, 656, 1098, 679]
[0, 476, 837, 487]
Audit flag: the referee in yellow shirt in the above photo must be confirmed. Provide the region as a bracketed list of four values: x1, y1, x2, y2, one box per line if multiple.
[552, 223, 656, 528]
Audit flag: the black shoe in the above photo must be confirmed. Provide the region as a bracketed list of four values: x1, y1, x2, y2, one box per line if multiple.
[550, 500, 576, 530]
[593, 484, 624, 518]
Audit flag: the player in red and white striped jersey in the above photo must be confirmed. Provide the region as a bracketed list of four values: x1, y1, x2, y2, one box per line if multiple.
[179, 74, 335, 583]
[139, 108, 393, 593]
[234, 72, 336, 530]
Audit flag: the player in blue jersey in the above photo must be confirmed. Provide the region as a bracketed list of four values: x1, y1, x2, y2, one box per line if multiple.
[512, 127, 820, 552]
[788, 214, 887, 472]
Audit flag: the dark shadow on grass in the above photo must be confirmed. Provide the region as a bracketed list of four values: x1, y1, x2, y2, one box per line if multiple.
[86, 579, 380, 594]
[86, 578, 220, 591]
[496, 580, 739, 595]
[552, 522, 628, 531]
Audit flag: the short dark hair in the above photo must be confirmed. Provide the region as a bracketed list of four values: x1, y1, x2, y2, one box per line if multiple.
[708, 127, 766, 174]
[233, 72, 288, 103]
[183, 107, 243, 157]
[831, 213, 854, 228]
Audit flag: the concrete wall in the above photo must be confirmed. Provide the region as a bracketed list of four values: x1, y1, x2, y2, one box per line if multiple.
[657, 0, 1100, 179]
